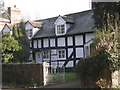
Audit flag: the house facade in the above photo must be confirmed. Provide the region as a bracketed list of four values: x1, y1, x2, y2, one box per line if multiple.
[0, 5, 21, 34]
[26, 10, 95, 67]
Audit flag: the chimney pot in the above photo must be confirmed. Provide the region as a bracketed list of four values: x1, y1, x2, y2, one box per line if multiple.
[14, 5, 16, 8]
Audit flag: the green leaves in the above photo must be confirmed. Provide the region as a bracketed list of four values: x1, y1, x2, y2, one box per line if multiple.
[2, 33, 21, 63]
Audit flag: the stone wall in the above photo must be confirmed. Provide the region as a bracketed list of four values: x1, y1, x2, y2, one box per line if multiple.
[112, 70, 120, 88]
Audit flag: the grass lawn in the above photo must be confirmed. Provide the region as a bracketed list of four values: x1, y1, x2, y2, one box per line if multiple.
[48, 72, 77, 84]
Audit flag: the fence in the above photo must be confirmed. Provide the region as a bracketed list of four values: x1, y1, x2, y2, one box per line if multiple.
[2, 62, 77, 87]
[2, 63, 44, 87]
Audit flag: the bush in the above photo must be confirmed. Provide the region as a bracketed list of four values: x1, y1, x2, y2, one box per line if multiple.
[75, 50, 112, 88]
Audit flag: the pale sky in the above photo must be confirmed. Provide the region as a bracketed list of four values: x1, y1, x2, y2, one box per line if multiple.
[4, 0, 91, 20]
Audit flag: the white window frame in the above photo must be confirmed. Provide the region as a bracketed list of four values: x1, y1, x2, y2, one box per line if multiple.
[42, 50, 49, 59]
[26, 29, 33, 38]
[58, 49, 66, 59]
[56, 24, 65, 35]
[29, 29, 32, 37]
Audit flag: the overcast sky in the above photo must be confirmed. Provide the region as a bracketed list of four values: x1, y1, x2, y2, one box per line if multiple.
[4, 0, 91, 20]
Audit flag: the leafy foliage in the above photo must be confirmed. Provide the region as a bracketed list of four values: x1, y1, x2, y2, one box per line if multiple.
[76, 50, 112, 88]
[12, 22, 30, 63]
[2, 33, 21, 63]
[92, 2, 120, 29]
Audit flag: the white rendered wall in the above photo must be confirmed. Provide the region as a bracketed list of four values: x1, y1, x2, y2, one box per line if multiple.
[85, 33, 95, 43]
[50, 38, 55, 47]
[75, 35, 83, 45]
[33, 28, 39, 36]
[76, 48, 84, 58]
[43, 39, 49, 47]
[66, 61, 73, 67]
[58, 37, 65, 46]
[67, 37, 73, 46]
[3, 26, 10, 33]
[34, 40, 37, 48]
[51, 49, 57, 60]
[25, 22, 33, 30]
[68, 48, 73, 57]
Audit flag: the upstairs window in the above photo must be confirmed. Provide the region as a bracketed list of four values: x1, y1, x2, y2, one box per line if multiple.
[57, 24, 65, 34]
[29, 29, 32, 37]
[26, 29, 32, 38]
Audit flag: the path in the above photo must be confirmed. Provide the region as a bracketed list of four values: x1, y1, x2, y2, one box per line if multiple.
[42, 80, 81, 88]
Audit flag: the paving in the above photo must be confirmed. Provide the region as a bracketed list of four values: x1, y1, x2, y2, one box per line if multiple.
[2, 80, 81, 89]
[42, 80, 81, 88]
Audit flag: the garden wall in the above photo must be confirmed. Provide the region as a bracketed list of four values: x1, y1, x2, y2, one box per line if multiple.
[2, 64, 44, 87]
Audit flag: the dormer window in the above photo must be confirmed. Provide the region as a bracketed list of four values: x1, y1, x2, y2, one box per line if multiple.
[57, 24, 65, 34]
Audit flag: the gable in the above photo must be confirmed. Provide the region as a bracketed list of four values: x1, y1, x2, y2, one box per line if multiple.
[54, 16, 66, 25]
[25, 21, 34, 30]
[2, 24, 11, 33]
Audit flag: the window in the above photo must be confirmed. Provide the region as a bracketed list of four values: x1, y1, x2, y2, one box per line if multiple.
[29, 29, 32, 37]
[43, 50, 49, 59]
[57, 24, 65, 34]
[26, 29, 32, 37]
[84, 46, 90, 57]
[58, 49, 66, 58]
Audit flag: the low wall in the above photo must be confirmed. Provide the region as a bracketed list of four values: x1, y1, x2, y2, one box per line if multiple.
[2, 64, 43, 87]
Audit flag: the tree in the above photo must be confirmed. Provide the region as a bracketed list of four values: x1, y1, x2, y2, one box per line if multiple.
[92, 2, 120, 29]
[0, 0, 10, 19]
[2, 33, 21, 63]
[0, 0, 4, 15]
[12, 22, 30, 63]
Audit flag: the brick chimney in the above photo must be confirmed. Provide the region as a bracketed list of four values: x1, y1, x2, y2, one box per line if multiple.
[8, 5, 21, 25]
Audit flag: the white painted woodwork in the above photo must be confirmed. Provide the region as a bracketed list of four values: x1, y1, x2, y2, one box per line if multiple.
[67, 37, 73, 46]
[54, 16, 67, 36]
[36, 51, 42, 63]
[68, 48, 73, 57]
[85, 33, 95, 43]
[76, 48, 84, 58]
[50, 38, 55, 47]
[25, 22, 33, 30]
[25, 22, 39, 39]
[34, 40, 37, 48]
[38, 40, 41, 48]
[43, 39, 49, 47]
[2, 25, 10, 33]
[66, 61, 73, 67]
[58, 37, 65, 46]
[75, 35, 83, 45]
[54, 16, 66, 25]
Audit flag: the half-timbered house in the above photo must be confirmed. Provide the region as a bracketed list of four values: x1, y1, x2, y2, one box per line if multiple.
[26, 10, 95, 67]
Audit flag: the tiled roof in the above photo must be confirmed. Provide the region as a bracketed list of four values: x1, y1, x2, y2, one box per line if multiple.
[27, 21, 43, 28]
[33, 10, 95, 39]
